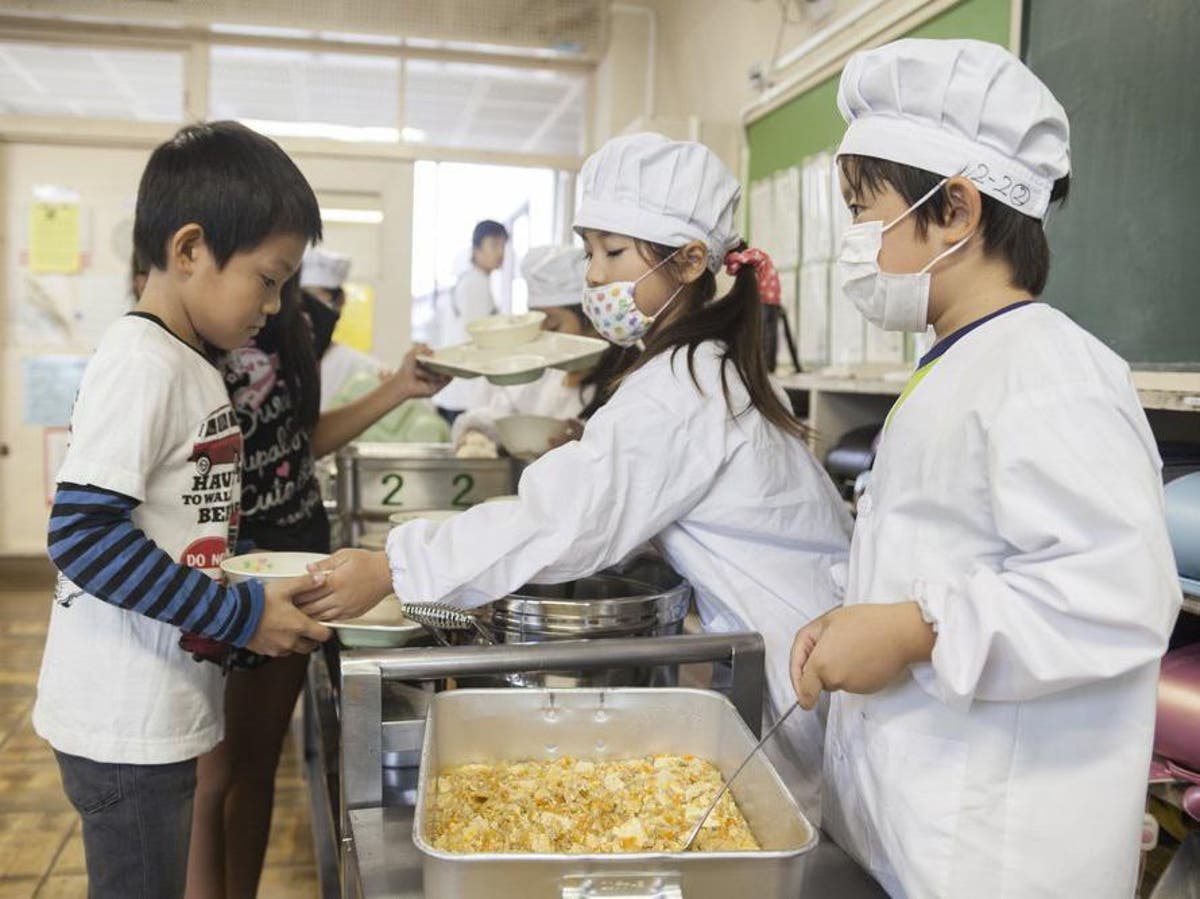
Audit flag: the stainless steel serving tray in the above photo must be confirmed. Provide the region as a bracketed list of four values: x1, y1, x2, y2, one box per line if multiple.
[412, 688, 816, 899]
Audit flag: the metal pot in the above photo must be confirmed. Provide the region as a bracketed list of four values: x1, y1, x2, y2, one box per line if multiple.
[471, 559, 692, 688]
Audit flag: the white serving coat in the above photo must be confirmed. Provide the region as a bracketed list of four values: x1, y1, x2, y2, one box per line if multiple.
[387, 341, 852, 818]
[825, 302, 1181, 898]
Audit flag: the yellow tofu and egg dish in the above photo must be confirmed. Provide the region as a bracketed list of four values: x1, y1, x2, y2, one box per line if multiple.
[430, 753, 759, 854]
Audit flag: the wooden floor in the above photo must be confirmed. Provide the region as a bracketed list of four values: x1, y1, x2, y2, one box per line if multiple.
[0, 573, 319, 899]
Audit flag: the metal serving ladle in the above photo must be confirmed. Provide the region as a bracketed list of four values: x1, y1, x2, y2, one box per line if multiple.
[679, 700, 801, 852]
[400, 601, 494, 647]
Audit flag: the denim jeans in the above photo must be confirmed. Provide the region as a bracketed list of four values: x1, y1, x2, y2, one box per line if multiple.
[53, 750, 197, 899]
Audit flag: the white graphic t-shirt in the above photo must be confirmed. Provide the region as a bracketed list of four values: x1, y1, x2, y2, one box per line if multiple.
[33, 314, 243, 764]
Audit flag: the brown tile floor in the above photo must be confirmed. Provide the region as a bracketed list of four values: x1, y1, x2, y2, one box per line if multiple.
[0, 575, 319, 898]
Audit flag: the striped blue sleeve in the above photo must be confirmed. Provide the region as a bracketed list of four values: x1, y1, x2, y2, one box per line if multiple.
[47, 483, 265, 647]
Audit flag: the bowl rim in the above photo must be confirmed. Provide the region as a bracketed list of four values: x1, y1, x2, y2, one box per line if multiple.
[220, 550, 329, 577]
[466, 310, 547, 333]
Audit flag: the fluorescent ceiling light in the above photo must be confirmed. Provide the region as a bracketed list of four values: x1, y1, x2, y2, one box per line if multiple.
[320, 207, 384, 224]
[211, 24, 312, 39]
[239, 118, 399, 143]
[240, 120, 425, 144]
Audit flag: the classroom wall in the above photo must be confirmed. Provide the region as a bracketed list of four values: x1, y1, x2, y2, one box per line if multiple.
[594, 0, 917, 171]
[592, 6, 654, 149]
[0, 142, 150, 554]
[649, 0, 864, 132]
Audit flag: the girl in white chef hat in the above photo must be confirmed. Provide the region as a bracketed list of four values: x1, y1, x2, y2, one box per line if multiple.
[789, 38, 1179, 898]
[301, 132, 853, 823]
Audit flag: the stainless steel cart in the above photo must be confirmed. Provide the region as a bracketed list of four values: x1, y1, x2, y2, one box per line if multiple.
[304, 634, 888, 898]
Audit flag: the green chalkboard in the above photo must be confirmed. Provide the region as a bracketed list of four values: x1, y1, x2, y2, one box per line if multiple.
[1024, 0, 1199, 367]
[746, 0, 1012, 182]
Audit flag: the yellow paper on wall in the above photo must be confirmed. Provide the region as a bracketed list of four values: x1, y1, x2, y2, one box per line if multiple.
[29, 202, 81, 274]
[332, 282, 375, 354]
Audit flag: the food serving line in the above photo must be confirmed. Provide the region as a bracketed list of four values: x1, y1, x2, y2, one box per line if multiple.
[302, 443, 888, 898]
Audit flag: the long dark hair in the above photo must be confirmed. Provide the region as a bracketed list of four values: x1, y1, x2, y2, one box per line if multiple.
[274, 274, 322, 435]
[620, 240, 806, 438]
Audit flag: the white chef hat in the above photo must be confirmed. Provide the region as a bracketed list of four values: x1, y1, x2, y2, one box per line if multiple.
[520, 245, 586, 309]
[836, 38, 1070, 220]
[300, 247, 351, 290]
[574, 132, 741, 272]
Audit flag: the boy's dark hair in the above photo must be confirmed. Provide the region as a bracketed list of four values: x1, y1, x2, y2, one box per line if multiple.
[472, 219, 509, 248]
[840, 155, 1070, 295]
[134, 120, 322, 270]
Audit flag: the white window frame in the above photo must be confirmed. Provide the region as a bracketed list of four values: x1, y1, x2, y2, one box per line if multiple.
[0, 13, 592, 172]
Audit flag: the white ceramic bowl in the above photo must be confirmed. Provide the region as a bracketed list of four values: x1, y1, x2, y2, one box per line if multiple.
[466, 311, 546, 349]
[495, 414, 564, 460]
[388, 509, 463, 527]
[328, 595, 426, 649]
[221, 551, 328, 586]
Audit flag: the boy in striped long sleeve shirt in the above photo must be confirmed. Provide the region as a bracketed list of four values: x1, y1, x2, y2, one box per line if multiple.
[33, 121, 332, 899]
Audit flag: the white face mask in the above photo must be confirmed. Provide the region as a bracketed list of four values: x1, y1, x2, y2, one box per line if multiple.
[582, 250, 682, 347]
[836, 178, 973, 333]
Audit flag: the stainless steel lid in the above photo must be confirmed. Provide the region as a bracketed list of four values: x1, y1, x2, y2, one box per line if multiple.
[480, 572, 691, 638]
[338, 442, 457, 461]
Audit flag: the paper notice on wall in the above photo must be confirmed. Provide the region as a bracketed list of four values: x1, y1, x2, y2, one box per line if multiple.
[777, 267, 799, 371]
[9, 274, 129, 348]
[771, 167, 801, 270]
[830, 152, 853, 245]
[332, 282, 376, 354]
[865, 322, 908, 366]
[798, 263, 830, 366]
[43, 427, 71, 505]
[779, 265, 798, 324]
[829, 268, 866, 366]
[22, 355, 88, 426]
[29, 201, 82, 274]
[801, 152, 834, 264]
[749, 179, 775, 260]
[15, 275, 76, 345]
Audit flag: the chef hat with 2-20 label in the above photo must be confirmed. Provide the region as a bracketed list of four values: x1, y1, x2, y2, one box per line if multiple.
[836, 38, 1071, 220]
[573, 132, 742, 273]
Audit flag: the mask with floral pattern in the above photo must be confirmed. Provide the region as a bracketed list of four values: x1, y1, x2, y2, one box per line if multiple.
[582, 250, 682, 347]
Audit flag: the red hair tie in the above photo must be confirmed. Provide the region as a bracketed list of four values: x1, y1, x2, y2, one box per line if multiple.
[724, 247, 782, 306]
